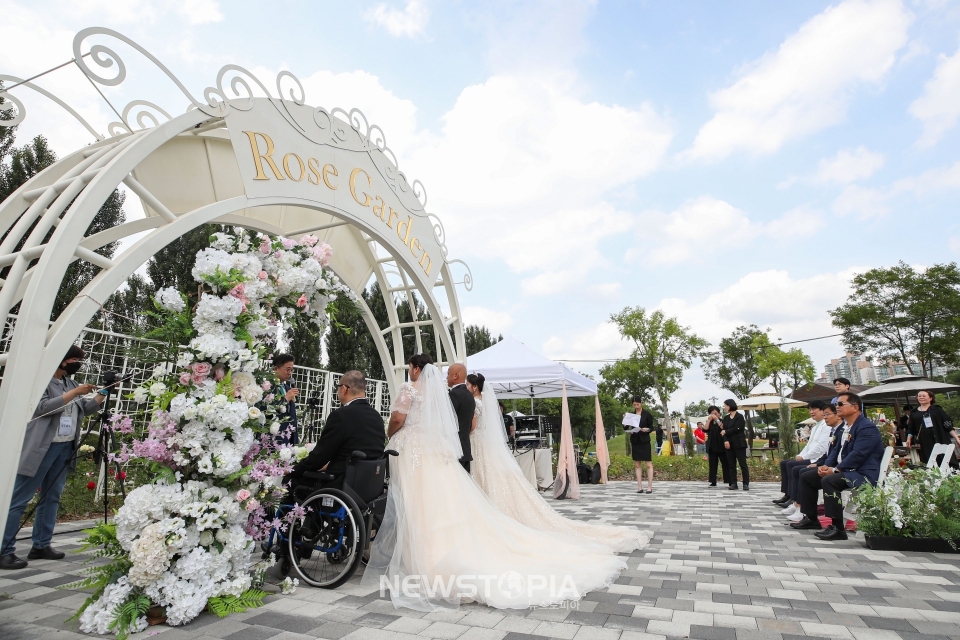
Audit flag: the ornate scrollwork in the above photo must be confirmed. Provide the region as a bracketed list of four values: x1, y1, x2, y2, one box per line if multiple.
[0, 75, 103, 140]
[108, 100, 174, 136]
[0, 89, 25, 127]
[446, 259, 474, 291]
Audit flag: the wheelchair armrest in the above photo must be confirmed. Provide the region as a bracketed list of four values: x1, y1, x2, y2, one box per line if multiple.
[385, 449, 399, 457]
[303, 470, 336, 482]
[350, 450, 367, 460]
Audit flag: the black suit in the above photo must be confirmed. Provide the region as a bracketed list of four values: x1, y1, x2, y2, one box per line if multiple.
[290, 398, 385, 482]
[722, 412, 749, 487]
[449, 384, 474, 472]
[628, 410, 654, 461]
[705, 416, 730, 485]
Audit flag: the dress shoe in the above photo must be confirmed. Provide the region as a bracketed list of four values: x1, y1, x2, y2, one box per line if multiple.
[790, 516, 822, 530]
[772, 495, 789, 504]
[742, 484, 749, 491]
[708, 483, 717, 487]
[0, 554, 27, 570]
[28, 546, 65, 560]
[729, 484, 739, 490]
[774, 497, 792, 506]
[814, 525, 848, 541]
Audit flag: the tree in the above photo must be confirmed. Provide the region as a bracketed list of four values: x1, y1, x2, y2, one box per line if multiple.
[609, 307, 709, 431]
[830, 262, 960, 377]
[325, 288, 384, 379]
[599, 358, 655, 406]
[701, 324, 768, 399]
[756, 343, 815, 457]
[684, 400, 710, 416]
[464, 324, 502, 356]
[146, 224, 220, 303]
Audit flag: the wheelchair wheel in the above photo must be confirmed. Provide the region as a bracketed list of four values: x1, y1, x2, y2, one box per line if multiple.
[288, 488, 366, 589]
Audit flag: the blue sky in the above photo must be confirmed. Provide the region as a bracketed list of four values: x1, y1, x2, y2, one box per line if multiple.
[5, 0, 960, 408]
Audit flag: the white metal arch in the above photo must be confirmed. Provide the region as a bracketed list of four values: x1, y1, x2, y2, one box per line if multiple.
[0, 28, 471, 526]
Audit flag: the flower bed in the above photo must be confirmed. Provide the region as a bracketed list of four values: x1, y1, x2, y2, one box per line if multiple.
[853, 466, 960, 550]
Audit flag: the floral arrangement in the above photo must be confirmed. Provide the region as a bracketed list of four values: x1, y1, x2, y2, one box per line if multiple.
[854, 466, 960, 545]
[73, 229, 348, 638]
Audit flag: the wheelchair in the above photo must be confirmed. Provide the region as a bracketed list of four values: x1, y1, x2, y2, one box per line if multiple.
[262, 448, 398, 589]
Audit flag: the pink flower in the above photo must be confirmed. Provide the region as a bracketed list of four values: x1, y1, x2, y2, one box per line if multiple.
[265, 394, 275, 402]
[245, 499, 260, 512]
[179, 372, 192, 385]
[191, 362, 212, 381]
[236, 489, 251, 501]
[228, 283, 245, 298]
[258, 271, 268, 281]
[296, 294, 308, 308]
[313, 243, 333, 267]
[300, 234, 319, 247]
[262, 381, 272, 391]
[259, 239, 271, 254]
[214, 365, 226, 381]
[274, 251, 283, 259]
[281, 238, 297, 249]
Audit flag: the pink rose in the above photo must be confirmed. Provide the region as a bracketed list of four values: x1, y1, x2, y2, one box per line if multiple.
[265, 394, 275, 402]
[313, 243, 333, 267]
[179, 372, 192, 385]
[274, 251, 283, 259]
[300, 234, 318, 247]
[282, 238, 296, 249]
[191, 362, 212, 381]
[228, 283, 245, 298]
[296, 294, 308, 308]
[214, 365, 226, 381]
[258, 271, 268, 281]
[259, 239, 271, 254]
[262, 381, 272, 391]
[245, 499, 260, 512]
[236, 489, 251, 501]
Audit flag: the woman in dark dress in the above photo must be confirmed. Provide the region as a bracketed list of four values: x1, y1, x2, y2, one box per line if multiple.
[906, 390, 960, 466]
[704, 405, 730, 487]
[629, 395, 654, 494]
[721, 399, 749, 491]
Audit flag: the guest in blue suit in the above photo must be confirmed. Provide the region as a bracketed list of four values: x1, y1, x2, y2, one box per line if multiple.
[793, 392, 884, 540]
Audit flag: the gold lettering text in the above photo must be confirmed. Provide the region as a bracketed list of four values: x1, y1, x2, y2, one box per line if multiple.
[386, 207, 399, 229]
[349, 168, 372, 206]
[307, 158, 321, 185]
[243, 131, 284, 180]
[372, 195, 386, 221]
[396, 215, 414, 246]
[322, 164, 339, 190]
[419, 251, 433, 276]
[409, 237, 422, 259]
[282, 153, 306, 181]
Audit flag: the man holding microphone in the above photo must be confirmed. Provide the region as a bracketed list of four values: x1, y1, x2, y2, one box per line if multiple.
[1, 345, 105, 570]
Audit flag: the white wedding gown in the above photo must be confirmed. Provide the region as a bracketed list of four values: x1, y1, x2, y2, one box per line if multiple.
[362, 365, 626, 611]
[471, 388, 650, 553]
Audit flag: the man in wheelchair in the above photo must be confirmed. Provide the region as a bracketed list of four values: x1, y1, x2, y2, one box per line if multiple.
[287, 370, 386, 491]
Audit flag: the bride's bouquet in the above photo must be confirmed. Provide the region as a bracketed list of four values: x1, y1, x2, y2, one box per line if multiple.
[72, 229, 350, 637]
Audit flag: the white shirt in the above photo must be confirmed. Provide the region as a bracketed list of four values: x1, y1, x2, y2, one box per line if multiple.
[798, 419, 830, 462]
[837, 422, 851, 464]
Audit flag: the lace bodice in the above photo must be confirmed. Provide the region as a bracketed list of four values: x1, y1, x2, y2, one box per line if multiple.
[390, 381, 426, 466]
[473, 397, 482, 420]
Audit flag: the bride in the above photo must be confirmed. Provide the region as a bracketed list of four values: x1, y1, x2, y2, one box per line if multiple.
[362, 354, 627, 611]
[466, 373, 650, 553]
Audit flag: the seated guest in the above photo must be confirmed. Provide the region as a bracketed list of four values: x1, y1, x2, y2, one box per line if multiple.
[774, 400, 830, 510]
[793, 392, 884, 540]
[288, 370, 385, 488]
[783, 404, 844, 523]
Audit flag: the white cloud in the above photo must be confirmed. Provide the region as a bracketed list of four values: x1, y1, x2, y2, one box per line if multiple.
[684, 0, 912, 162]
[363, 1, 430, 38]
[629, 197, 824, 265]
[910, 42, 960, 148]
[176, 0, 223, 24]
[461, 305, 513, 333]
[813, 147, 886, 184]
[832, 160, 960, 217]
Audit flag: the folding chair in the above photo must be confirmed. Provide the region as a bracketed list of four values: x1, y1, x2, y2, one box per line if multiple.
[927, 443, 954, 473]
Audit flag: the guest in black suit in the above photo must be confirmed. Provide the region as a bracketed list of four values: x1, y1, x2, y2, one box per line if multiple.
[289, 370, 385, 487]
[721, 399, 749, 491]
[627, 396, 654, 494]
[704, 405, 730, 487]
[446, 363, 474, 472]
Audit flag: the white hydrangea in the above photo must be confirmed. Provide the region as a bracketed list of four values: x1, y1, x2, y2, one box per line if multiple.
[155, 286, 186, 313]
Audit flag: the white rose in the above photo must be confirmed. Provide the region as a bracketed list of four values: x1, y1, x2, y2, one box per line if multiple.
[278, 448, 293, 461]
[199, 530, 214, 546]
[132, 387, 149, 403]
[248, 407, 262, 420]
[269, 422, 280, 435]
[215, 528, 229, 544]
[149, 382, 166, 397]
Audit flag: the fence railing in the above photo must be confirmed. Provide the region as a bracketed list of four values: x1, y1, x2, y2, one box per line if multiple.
[0, 315, 391, 440]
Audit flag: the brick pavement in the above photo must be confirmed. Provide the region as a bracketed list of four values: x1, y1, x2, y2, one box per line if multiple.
[2, 481, 960, 640]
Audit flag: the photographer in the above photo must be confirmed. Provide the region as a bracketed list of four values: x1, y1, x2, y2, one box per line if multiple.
[1, 345, 105, 570]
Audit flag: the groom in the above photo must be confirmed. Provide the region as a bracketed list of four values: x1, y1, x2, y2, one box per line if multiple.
[447, 363, 473, 472]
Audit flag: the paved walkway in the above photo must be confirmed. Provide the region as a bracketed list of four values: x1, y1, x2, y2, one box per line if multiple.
[2, 481, 960, 640]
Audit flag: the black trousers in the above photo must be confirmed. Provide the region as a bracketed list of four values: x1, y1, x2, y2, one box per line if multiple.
[798, 468, 823, 522]
[708, 449, 730, 485]
[726, 447, 750, 486]
[788, 462, 813, 501]
[780, 459, 810, 495]
[799, 468, 850, 525]
[460, 459, 470, 473]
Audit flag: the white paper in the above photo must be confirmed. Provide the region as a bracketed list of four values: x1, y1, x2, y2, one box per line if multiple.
[924, 416, 934, 428]
[58, 415, 74, 437]
[622, 413, 643, 432]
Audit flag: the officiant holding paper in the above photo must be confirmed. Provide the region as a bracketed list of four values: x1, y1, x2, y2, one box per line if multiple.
[624, 396, 654, 494]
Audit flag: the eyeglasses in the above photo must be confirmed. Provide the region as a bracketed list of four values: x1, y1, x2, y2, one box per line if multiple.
[835, 401, 857, 408]
[337, 383, 348, 390]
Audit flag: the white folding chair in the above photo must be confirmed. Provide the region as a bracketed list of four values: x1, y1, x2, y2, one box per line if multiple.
[847, 446, 894, 521]
[876, 446, 894, 488]
[927, 443, 954, 473]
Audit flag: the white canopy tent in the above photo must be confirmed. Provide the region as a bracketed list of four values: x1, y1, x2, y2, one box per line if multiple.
[467, 337, 598, 400]
[467, 337, 604, 498]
